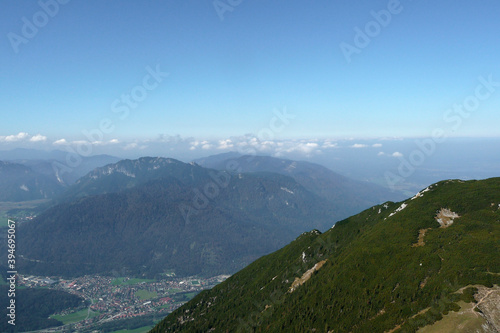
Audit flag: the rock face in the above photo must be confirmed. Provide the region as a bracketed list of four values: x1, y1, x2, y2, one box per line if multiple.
[475, 285, 500, 332]
[435, 208, 460, 228]
[289, 259, 327, 293]
[416, 285, 500, 333]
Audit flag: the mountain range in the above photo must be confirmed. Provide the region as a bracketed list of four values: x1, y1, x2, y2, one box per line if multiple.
[195, 153, 405, 220]
[152, 177, 500, 332]
[17, 157, 338, 277]
[0, 149, 120, 202]
[15, 154, 407, 278]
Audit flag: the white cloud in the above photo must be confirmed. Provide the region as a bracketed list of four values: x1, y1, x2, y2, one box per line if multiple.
[322, 141, 338, 149]
[217, 139, 234, 150]
[392, 152, 403, 157]
[189, 140, 200, 150]
[73, 140, 90, 146]
[201, 141, 213, 149]
[372, 143, 383, 148]
[276, 142, 320, 155]
[215, 136, 323, 156]
[0, 132, 30, 142]
[51, 138, 121, 148]
[72, 136, 331, 158]
[351, 143, 368, 148]
[29, 134, 47, 142]
[189, 139, 213, 150]
[298, 142, 319, 152]
[53, 138, 69, 145]
[124, 143, 138, 150]
[87, 139, 120, 146]
[377, 152, 385, 156]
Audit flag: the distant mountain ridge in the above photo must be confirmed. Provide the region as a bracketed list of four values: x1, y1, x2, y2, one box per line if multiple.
[0, 148, 120, 186]
[152, 177, 500, 332]
[195, 153, 405, 220]
[0, 149, 120, 202]
[0, 161, 64, 201]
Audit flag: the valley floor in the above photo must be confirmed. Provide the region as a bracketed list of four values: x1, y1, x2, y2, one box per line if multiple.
[16, 273, 229, 332]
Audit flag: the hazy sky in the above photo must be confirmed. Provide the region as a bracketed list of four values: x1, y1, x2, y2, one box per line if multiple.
[2, 0, 500, 154]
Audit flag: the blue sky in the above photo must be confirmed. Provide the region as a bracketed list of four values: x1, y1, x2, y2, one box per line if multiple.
[1, 0, 500, 155]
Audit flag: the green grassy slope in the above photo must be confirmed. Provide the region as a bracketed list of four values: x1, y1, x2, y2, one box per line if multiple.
[151, 178, 500, 332]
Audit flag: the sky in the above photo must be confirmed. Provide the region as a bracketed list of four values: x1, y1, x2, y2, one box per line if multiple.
[1, 0, 500, 157]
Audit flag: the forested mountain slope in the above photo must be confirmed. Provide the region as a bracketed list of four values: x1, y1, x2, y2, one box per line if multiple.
[152, 178, 500, 332]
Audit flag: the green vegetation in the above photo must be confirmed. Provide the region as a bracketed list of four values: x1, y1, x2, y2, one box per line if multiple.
[167, 288, 182, 293]
[0, 200, 49, 228]
[0, 200, 48, 211]
[171, 291, 200, 303]
[135, 290, 158, 300]
[110, 326, 154, 333]
[151, 178, 500, 333]
[51, 308, 100, 324]
[96, 314, 161, 332]
[0, 215, 8, 227]
[417, 301, 486, 333]
[183, 292, 198, 299]
[0, 287, 84, 332]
